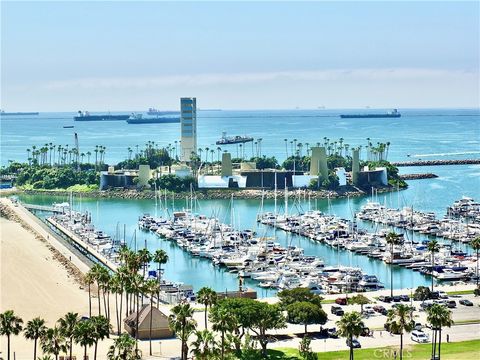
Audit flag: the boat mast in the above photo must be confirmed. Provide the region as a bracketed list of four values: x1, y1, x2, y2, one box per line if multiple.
[284, 177, 288, 218]
[274, 170, 277, 216]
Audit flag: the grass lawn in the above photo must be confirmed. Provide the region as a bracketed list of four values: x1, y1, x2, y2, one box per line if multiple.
[446, 289, 474, 296]
[268, 339, 480, 359]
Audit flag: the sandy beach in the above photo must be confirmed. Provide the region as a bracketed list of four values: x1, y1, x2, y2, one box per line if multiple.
[1, 197, 479, 359]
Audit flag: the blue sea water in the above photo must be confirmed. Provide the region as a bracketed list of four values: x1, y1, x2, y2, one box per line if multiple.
[3, 108, 480, 296]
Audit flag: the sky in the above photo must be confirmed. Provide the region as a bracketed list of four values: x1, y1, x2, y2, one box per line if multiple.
[1, 1, 479, 111]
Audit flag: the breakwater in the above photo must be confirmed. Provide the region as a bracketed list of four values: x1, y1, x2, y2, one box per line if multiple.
[400, 173, 438, 180]
[393, 159, 480, 167]
[16, 186, 375, 200]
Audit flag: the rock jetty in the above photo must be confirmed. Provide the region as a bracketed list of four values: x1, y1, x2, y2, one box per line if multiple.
[400, 173, 438, 180]
[393, 159, 480, 167]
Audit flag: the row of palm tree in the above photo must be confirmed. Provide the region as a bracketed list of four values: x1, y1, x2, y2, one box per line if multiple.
[0, 310, 110, 360]
[84, 246, 169, 356]
[337, 302, 453, 360]
[26, 143, 106, 168]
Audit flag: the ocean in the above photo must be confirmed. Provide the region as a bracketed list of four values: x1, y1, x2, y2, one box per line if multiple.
[2, 108, 480, 295]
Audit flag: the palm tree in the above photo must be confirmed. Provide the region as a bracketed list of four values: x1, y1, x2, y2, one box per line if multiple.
[336, 311, 364, 360]
[210, 307, 236, 360]
[40, 326, 67, 360]
[24, 317, 47, 360]
[91, 315, 111, 360]
[386, 232, 402, 297]
[153, 249, 169, 299]
[191, 329, 218, 360]
[74, 319, 95, 360]
[168, 303, 197, 360]
[84, 271, 95, 317]
[386, 305, 415, 360]
[197, 287, 217, 328]
[107, 333, 141, 360]
[110, 273, 123, 335]
[130, 273, 144, 351]
[427, 304, 453, 360]
[0, 310, 23, 360]
[471, 237, 480, 288]
[90, 264, 105, 316]
[284, 139, 288, 157]
[145, 278, 160, 356]
[428, 240, 441, 292]
[57, 312, 79, 360]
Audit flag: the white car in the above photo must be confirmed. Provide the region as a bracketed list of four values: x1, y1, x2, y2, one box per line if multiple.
[411, 330, 429, 343]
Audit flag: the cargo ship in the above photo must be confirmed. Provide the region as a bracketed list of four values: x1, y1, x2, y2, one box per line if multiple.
[340, 109, 401, 119]
[147, 107, 179, 116]
[127, 113, 180, 124]
[74, 111, 130, 121]
[1, 110, 39, 116]
[216, 132, 254, 145]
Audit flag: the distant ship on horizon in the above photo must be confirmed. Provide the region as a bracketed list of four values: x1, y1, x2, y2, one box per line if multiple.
[127, 113, 180, 124]
[340, 109, 401, 119]
[216, 132, 254, 145]
[74, 111, 130, 121]
[147, 107, 179, 116]
[1, 110, 39, 116]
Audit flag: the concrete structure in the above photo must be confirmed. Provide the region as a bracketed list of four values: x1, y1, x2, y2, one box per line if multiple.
[352, 148, 360, 185]
[124, 305, 173, 339]
[100, 168, 138, 190]
[221, 152, 233, 177]
[180, 97, 197, 161]
[292, 175, 317, 188]
[357, 167, 388, 187]
[240, 162, 257, 170]
[335, 167, 347, 186]
[198, 175, 247, 188]
[138, 164, 151, 187]
[310, 147, 329, 180]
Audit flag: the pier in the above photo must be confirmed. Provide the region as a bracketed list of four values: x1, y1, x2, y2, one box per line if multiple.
[393, 159, 480, 167]
[46, 216, 119, 272]
[23, 203, 67, 213]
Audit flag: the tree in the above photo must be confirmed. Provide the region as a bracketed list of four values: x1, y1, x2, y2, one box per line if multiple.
[428, 240, 441, 292]
[386, 232, 402, 297]
[336, 311, 365, 360]
[191, 329, 218, 360]
[241, 301, 286, 357]
[168, 303, 197, 360]
[278, 288, 323, 309]
[40, 326, 67, 360]
[386, 304, 415, 360]
[58, 312, 79, 360]
[107, 333, 141, 360]
[471, 237, 480, 288]
[413, 286, 431, 304]
[144, 279, 160, 356]
[210, 306, 237, 359]
[348, 294, 371, 314]
[91, 315, 111, 360]
[0, 310, 24, 360]
[197, 286, 218, 328]
[153, 249, 169, 299]
[286, 301, 327, 334]
[298, 336, 317, 360]
[427, 304, 453, 360]
[84, 272, 95, 318]
[74, 319, 95, 360]
[24, 317, 47, 360]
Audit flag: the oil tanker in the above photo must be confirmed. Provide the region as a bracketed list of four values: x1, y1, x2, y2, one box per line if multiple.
[74, 111, 130, 121]
[340, 109, 401, 119]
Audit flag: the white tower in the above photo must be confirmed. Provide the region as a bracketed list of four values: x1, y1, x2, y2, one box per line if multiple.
[180, 97, 197, 162]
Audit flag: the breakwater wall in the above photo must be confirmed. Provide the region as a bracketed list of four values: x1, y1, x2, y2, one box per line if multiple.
[400, 173, 438, 180]
[393, 159, 480, 167]
[16, 186, 383, 201]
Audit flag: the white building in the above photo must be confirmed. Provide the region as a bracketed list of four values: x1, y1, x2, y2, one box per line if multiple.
[180, 97, 197, 161]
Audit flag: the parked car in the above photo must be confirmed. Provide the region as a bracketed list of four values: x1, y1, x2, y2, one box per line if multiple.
[392, 295, 401, 302]
[378, 296, 392, 303]
[400, 295, 410, 302]
[446, 300, 456, 308]
[331, 306, 345, 316]
[420, 300, 434, 310]
[373, 305, 388, 315]
[327, 328, 339, 338]
[346, 338, 361, 348]
[414, 322, 423, 331]
[335, 298, 347, 306]
[438, 291, 449, 299]
[411, 330, 429, 343]
[429, 291, 440, 300]
[459, 299, 473, 306]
